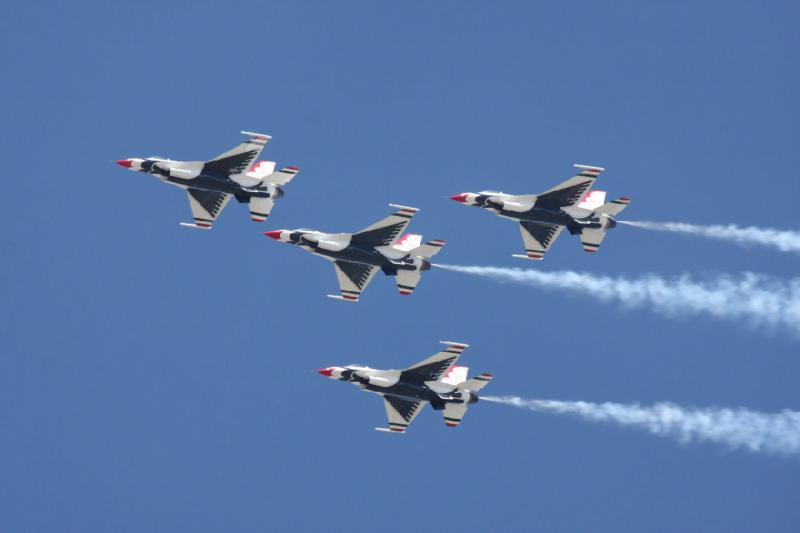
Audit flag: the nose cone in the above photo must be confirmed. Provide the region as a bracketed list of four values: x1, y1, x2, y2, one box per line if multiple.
[450, 193, 469, 203]
[264, 230, 283, 240]
[317, 368, 333, 377]
[115, 159, 133, 168]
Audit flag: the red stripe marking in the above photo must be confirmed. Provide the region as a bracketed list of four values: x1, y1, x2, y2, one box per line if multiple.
[390, 428, 405, 432]
[399, 291, 412, 295]
[196, 223, 211, 227]
[342, 295, 358, 300]
[446, 423, 458, 427]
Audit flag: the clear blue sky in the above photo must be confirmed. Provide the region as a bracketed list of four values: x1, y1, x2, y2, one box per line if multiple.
[2, 1, 799, 531]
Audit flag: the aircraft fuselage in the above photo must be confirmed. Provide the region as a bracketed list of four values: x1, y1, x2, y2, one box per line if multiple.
[138, 159, 269, 199]
[341, 369, 472, 408]
[302, 242, 425, 273]
[482, 202, 605, 235]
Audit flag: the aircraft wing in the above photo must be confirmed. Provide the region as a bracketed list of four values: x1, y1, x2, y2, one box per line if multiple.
[400, 341, 469, 383]
[328, 261, 379, 301]
[536, 164, 604, 209]
[204, 131, 271, 177]
[183, 189, 232, 229]
[380, 396, 426, 433]
[350, 204, 419, 248]
[515, 221, 564, 260]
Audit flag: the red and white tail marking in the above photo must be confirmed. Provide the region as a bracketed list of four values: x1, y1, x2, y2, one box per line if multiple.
[578, 189, 607, 210]
[245, 160, 276, 179]
[393, 233, 423, 252]
[440, 365, 469, 386]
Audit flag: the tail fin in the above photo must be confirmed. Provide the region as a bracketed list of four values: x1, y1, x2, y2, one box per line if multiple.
[578, 190, 607, 210]
[393, 233, 423, 252]
[245, 160, 276, 180]
[593, 197, 631, 217]
[412, 239, 446, 258]
[440, 365, 469, 386]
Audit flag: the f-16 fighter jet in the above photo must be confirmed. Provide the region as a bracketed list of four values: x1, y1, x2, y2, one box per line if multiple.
[318, 341, 492, 433]
[115, 131, 299, 229]
[450, 164, 630, 260]
[264, 204, 445, 301]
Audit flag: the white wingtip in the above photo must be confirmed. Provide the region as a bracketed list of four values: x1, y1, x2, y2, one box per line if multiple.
[179, 222, 212, 230]
[374, 427, 405, 434]
[512, 254, 543, 261]
[573, 163, 605, 172]
[240, 130, 272, 140]
[439, 341, 470, 349]
[388, 203, 420, 212]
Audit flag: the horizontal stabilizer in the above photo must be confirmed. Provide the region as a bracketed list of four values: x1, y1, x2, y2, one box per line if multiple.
[396, 269, 422, 296]
[443, 402, 468, 428]
[413, 239, 446, 258]
[459, 373, 493, 392]
[249, 196, 275, 222]
[262, 166, 300, 187]
[593, 197, 631, 217]
[581, 227, 607, 253]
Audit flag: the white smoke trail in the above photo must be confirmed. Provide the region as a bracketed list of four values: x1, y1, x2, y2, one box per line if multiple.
[619, 220, 800, 254]
[434, 265, 800, 337]
[483, 396, 800, 456]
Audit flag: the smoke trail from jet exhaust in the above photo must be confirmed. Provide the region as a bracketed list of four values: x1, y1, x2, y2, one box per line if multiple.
[433, 265, 800, 337]
[482, 396, 800, 455]
[618, 220, 800, 254]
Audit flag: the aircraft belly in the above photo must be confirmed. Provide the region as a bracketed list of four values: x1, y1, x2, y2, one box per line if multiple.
[374, 382, 436, 402]
[515, 208, 572, 226]
[326, 247, 390, 268]
[165, 174, 241, 195]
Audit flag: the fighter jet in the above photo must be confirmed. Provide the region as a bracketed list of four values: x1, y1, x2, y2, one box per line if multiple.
[264, 204, 445, 301]
[318, 341, 492, 433]
[450, 164, 630, 260]
[115, 131, 299, 229]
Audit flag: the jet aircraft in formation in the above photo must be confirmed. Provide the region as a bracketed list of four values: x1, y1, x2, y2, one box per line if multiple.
[450, 164, 630, 260]
[114, 131, 641, 434]
[116, 131, 299, 229]
[318, 341, 492, 433]
[264, 205, 445, 301]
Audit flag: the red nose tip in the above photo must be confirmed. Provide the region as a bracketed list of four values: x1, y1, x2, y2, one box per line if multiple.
[450, 193, 468, 203]
[115, 159, 132, 168]
[264, 230, 282, 240]
[317, 368, 333, 377]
